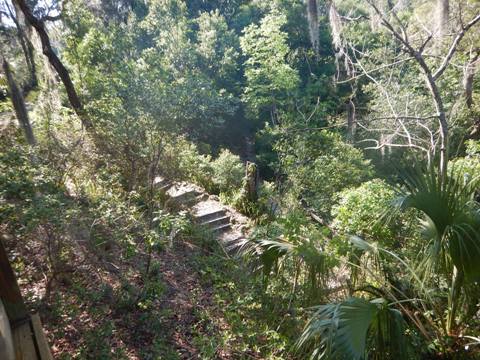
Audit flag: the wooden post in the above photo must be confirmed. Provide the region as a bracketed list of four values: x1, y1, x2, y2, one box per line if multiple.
[0, 239, 28, 324]
[0, 299, 15, 360]
[244, 161, 258, 202]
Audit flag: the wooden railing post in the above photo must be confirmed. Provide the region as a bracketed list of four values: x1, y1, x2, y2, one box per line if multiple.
[0, 239, 28, 324]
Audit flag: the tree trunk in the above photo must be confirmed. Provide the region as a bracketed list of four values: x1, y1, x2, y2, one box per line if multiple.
[424, 72, 448, 181]
[346, 99, 356, 142]
[9, 1, 37, 89]
[413, 54, 449, 181]
[244, 161, 259, 202]
[3, 59, 36, 146]
[14, 0, 93, 130]
[463, 51, 479, 109]
[436, 0, 449, 39]
[306, 0, 319, 56]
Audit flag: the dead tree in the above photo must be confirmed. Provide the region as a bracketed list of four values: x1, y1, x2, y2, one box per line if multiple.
[334, 0, 480, 180]
[368, 1, 479, 178]
[14, 0, 93, 130]
[3, 58, 36, 146]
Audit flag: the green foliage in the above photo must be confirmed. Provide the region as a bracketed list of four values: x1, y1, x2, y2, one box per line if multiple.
[4, 0, 480, 358]
[161, 138, 244, 196]
[332, 179, 419, 247]
[449, 140, 480, 180]
[210, 149, 244, 195]
[240, 8, 300, 121]
[394, 166, 480, 282]
[383, 166, 480, 348]
[62, 1, 239, 188]
[0, 129, 69, 233]
[297, 297, 408, 360]
[231, 209, 334, 302]
[276, 130, 373, 216]
[196, 10, 240, 88]
[189, 236, 297, 359]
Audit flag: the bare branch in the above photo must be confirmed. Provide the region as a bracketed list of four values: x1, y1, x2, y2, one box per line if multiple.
[337, 57, 414, 83]
[359, 138, 430, 153]
[433, 13, 480, 80]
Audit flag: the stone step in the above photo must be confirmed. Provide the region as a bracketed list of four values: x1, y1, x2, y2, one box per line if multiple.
[223, 236, 247, 250]
[154, 176, 170, 187]
[170, 190, 202, 204]
[194, 209, 227, 223]
[158, 183, 173, 192]
[201, 215, 230, 228]
[211, 223, 231, 233]
[184, 194, 208, 206]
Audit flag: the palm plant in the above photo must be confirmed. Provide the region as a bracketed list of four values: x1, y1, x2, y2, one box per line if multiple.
[228, 222, 331, 303]
[298, 165, 480, 358]
[297, 297, 408, 360]
[392, 165, 480, 335]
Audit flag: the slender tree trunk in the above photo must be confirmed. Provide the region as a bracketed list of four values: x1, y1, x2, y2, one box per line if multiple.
[9, 2, 37, 89]
[3, 59, 36, 146]
[306, 0, 319, 56]
[424, 72, 448, 181]
[464, 51, 479, 109]
[436, 0, 449, 39]
[412, 54, 449, 181]
[346, 99, 356, 143]
[14, 0, 93, 130]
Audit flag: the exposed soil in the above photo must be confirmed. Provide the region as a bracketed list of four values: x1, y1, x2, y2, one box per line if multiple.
[4, 180, 256, 359]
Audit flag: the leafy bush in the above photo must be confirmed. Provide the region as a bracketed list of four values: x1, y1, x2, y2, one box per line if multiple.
[211, 149, 244, 195]
[161, 139, 245, 197]
[160, 136, 214, 189]
[449, 140, 480, 181]
[276, 130, 373, 217]
[331, 179, 418, 248]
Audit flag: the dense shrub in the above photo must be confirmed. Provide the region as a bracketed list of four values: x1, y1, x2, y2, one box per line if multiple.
[164, 136, 214, 188]
[211, 149, 244, 195]
[331, 179, 419, 248]
[160, 138, 245, 196]
[449, 140, 480, 180]
[276, 130, 374, 217]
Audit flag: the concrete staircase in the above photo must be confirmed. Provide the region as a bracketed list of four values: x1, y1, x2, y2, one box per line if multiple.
[155, 177, 250, 251]
[192, 200, 231, 234]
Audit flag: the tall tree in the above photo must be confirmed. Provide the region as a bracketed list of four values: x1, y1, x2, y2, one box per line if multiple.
[306, 0, 319, 56]
[1, 0, 38, 89]
[240, 9, 300, 125]
[2, 58, 36, 145]
[14, 0, 93, 130]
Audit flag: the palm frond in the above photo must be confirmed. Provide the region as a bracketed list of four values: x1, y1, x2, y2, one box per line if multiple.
[391, 164, 480, 282]
[297, 297, 408, 360]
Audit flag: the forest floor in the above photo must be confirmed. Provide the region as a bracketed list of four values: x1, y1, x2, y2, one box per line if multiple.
[6, 194, 297, 359]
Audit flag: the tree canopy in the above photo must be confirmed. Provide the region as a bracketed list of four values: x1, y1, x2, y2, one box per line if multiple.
[0, 0, 479, 358]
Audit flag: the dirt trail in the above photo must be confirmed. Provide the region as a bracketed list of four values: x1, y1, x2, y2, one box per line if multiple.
[151, 178, 252, 358]
[9, 177, 255, 359]
[156, 242, 211, 358]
